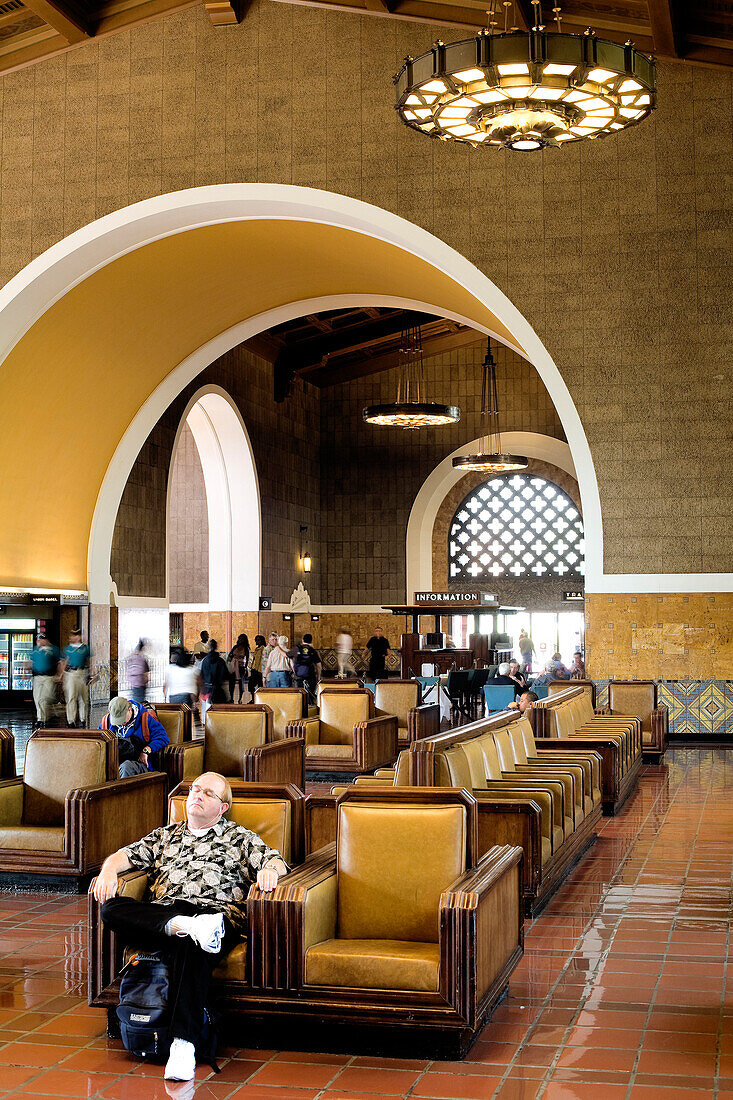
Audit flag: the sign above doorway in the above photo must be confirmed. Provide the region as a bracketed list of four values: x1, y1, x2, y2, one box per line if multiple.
[413, 591, 497, 607]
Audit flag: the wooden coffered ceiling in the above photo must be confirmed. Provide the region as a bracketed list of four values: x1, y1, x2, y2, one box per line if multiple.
[0, 0, 729, 74]
[244, 307, 485, 399]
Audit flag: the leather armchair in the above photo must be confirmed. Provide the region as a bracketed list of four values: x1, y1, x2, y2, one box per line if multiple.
[315, 681, 366, 706]
[373, 679, 439, 747]
[154, 702, 194, 745]
[287, 691, 397, 776]
[248, 786, 523, 1057]
[609, 680, 668, 762]
[0, 730, 167, 883]
[254, 688, 308, 739]
[165, 704, 305, 791]
[88, 781, 306, 1006]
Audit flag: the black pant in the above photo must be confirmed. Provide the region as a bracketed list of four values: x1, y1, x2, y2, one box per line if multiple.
[101, 896, 239, 1044]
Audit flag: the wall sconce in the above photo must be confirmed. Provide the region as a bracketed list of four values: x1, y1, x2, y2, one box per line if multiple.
[299, 525, 312, 574]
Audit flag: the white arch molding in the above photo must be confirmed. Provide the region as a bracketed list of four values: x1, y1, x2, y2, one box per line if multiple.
[1, 184, 727, 600]
[406, 434, 579, 596]
[167, 386, 261, 612]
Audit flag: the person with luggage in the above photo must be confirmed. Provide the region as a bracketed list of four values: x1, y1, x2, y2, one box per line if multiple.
[100, 696, 170, 777]
[93, 771, 288, 1082]
[291, 633, 321, 702]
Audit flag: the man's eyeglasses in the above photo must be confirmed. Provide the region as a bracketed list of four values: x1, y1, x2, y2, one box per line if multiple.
[189, 784, 226, 803]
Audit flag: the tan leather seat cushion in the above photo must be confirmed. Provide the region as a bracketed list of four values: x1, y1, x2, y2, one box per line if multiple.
[319, 694, 371, 746]
[255, 691, 303, 739]
[374, 683, 418, 730]
[305, 939, 440, 991]
[337, 803, 465, 942]
[168, 797, 292, 863]
[156, 711, 185, 745]
[442, 746, 474, 790]
[24, 738, 107, 827]
[393, 751, 410, 786]
[204, 711, 266, 774]
[306, 744, 353, 759]
[0, 826, 65, 851]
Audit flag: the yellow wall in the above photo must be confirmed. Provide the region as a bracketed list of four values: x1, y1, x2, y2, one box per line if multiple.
[585, 593, 733, 680]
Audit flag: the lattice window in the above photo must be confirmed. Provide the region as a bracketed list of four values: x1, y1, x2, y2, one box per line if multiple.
[449, 474, 584, 581]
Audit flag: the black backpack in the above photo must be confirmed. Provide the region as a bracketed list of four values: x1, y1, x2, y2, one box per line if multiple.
[117, 952, 220, 1071]
[293, 644, 317, 679]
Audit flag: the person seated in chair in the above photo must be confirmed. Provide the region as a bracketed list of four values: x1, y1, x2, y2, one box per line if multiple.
[93, 771, 288, 1083]
[507, 659, 528, 694]
[489, 662, 524, 697]
[100, 696, 169, 777]
[508, 690, 538, 714]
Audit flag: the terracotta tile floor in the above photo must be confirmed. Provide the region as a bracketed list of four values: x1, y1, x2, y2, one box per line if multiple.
[0, 747, 731, 1098]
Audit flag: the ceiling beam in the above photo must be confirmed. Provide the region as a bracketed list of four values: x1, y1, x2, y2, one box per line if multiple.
[203, 0, 247, 23]
[20, 0, 90, 42]
[302, 326, 485, 387]
[286, 309, 436, 376]
[646, 0, 681, 57]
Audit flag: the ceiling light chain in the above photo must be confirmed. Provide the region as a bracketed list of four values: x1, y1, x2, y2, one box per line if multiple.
[451, 340, 527, 473]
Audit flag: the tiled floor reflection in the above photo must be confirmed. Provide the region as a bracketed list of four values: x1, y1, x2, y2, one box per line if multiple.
[0, 748, 731, 1098]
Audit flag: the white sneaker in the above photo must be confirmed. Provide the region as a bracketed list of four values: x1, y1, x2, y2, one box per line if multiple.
[164, 1038, 196, 1081]
[173, 912, 224, 954]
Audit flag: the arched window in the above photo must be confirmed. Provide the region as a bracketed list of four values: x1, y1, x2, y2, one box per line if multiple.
[449, 474, 584, 581]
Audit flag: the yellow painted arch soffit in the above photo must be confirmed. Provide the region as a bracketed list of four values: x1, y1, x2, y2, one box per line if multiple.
[0, 219, 523, 592]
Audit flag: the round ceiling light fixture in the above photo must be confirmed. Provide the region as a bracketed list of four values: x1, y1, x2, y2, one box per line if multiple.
[394, 9, 656, 152]
[363, 324, 460, 429]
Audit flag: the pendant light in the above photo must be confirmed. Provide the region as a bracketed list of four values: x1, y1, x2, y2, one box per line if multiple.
[394, 0, 655, 152]
[452, 339, 527, 472]
[363, 324, 460, 429]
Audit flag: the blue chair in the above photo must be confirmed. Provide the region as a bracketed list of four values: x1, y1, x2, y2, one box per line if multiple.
[529, 682, 549, 701]
[483, 684, 516, 713]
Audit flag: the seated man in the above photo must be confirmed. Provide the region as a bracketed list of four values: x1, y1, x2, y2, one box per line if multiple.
[93, 771, 288, 1082]
[508, 690, 538, 714]
[100, 696, 170, 777]
[489, 662, 523, 697]
[529, 661, 556, 688]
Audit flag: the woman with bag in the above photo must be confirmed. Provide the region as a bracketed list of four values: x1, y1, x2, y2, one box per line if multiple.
[226, 634, 250, 703]
[263, 635, 293, 688]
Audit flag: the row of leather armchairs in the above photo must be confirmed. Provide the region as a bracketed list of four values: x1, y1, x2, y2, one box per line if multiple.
[158, 682, 439, 789]
[88, 780, 525, 1058]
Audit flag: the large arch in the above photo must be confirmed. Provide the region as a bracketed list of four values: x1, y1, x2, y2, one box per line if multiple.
[0, 184, 608, 601]
[167, 386, 261, 611]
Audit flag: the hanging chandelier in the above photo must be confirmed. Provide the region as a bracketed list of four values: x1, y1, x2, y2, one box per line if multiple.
[363, 324, 460, 429]
[453, 339, 527, 472]
[394, 0, 656, 152]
